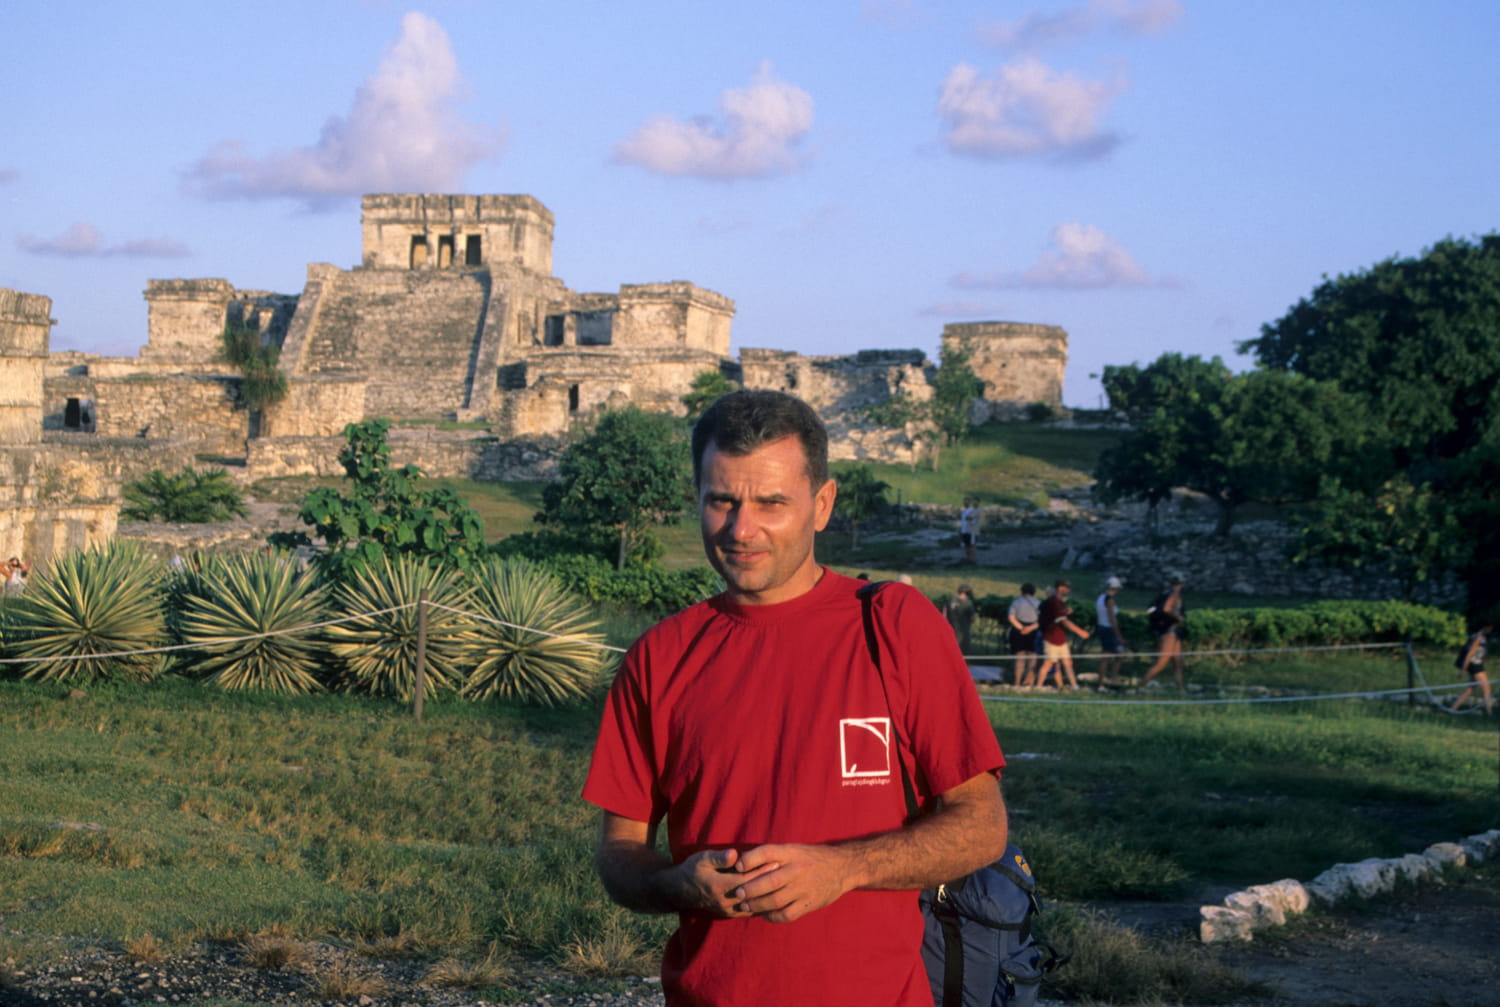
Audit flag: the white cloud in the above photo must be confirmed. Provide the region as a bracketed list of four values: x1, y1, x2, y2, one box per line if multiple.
[978, 0, 1182, 50]
[953, 222, 1176, 290]
[17, 222, 191, 259]
[0, 168, 19, 185]
[614, 63, 814, 180]
[919, 300, 1006, 318]
[184, 12, 496, 206]
[938, 58, 1124, 160]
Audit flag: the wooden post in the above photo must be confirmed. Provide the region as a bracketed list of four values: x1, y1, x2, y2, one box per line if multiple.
[1403, 641, 1417, 708]
[414, 587, 427, 722]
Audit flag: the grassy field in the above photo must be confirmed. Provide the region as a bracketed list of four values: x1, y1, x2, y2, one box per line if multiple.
[0, 673, 1494, 1002]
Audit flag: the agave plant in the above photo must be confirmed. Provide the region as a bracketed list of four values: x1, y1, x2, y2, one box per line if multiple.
[176, 550, 330, 694]
[324, 554, 473, 701]
[456, 558, 610, 707]
[6, 542, 166, 684]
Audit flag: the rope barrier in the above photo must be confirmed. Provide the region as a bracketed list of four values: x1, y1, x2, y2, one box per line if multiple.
[424, 601, 628, 653]
[0, 599, 1470, 711]
[964, 641, 1407, 662]
[979, 682, 1473, 707]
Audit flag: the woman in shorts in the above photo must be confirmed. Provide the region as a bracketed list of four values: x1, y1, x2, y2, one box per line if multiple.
[1448, 620, 1493, 715]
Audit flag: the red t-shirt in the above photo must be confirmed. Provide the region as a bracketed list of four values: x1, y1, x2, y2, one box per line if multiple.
[583, 569, 1005, 1007]
[1040, 595, 1071, 646]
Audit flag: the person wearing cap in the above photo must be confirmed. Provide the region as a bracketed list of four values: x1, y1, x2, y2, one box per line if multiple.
[1035, 578, 1089, 690]
[1095, 577, 1126, 683]
[945, 583, 978, 653]
[1141, 574, 1188, 691]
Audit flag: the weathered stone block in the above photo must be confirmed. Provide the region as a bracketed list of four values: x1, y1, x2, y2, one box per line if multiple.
[1200, 905, 1256, 943]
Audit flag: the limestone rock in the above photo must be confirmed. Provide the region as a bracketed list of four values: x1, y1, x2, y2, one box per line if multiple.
[1200, 905, 1256, 943]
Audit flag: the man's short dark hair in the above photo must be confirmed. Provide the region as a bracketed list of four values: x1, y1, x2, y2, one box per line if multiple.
[691, 390, 829, 488]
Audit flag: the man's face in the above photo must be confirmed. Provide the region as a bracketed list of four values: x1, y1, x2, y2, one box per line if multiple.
[698, 435, 837, 606]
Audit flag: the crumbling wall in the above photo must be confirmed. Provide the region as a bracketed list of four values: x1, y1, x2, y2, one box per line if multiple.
[245, 429, 560, 482]
[739, 347, 932, 416]
[44, 374, 248, 451]
[264, 376, 366, 438]
[0, 288, 51, 445]
[614, 282, 734, 355]
[944, 322, 1067, 419]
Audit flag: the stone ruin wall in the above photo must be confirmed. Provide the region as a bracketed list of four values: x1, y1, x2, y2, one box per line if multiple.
[944, 321, 1067, 420]
[360, 193, 555, 275]
[0, 289, 50, 446]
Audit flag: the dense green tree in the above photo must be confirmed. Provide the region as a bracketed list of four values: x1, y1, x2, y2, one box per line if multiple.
[1095, 356, 1360, 535]
[269, 419, 487, 578]
[831, 463, 891, 550]
[1244, 234, 1500, 614]
[682, 369, 739, 421]
[536, 407, 692, 570]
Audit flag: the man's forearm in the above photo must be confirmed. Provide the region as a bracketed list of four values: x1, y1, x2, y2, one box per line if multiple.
[832, 776, 1007, 891]
[596, 837, 680, 913]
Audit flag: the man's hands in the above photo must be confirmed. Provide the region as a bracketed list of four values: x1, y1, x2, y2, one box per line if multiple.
[728, 843, 857, 923]
[666, 846, 782, 918]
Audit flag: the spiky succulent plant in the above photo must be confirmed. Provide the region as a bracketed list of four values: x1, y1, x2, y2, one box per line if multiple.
[324, 554, 472, 701]
[7, 542, 166, 684]
[456, 558, 609, 706]
[175, 550, 329, 694]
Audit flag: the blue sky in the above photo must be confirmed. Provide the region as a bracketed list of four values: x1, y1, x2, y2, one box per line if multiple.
[4, 1, 1497, 406]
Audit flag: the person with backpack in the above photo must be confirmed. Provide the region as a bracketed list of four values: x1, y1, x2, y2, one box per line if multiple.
[1140, 574, 1187, 691]
[1448, 620, 1493, 715]
[584, 391, 1007, 1007]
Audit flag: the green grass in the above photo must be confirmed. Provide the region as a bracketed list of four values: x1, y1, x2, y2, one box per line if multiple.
[0, 665, 1493, 1001]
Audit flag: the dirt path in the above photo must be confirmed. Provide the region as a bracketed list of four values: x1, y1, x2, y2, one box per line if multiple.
[1105, 865, 1500, 1006]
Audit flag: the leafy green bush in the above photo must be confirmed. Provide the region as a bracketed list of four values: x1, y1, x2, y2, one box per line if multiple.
[271, 420, 488, 580]
[456, 559, 610, 706]
[541, 554, 722, 616]
[1117, 599, 1462, 651]
[121, 467, 248, 523]
[174, 551, 329, 694]
[5, 542, 165, 683]
[494, 526, 664, 568]
[324, 555, 473, 701]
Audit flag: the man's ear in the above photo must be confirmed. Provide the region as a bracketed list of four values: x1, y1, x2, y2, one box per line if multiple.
[813, 478, 837, 532]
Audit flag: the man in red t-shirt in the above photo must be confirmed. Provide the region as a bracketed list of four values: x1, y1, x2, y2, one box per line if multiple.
[583, 390, 1007, 1007]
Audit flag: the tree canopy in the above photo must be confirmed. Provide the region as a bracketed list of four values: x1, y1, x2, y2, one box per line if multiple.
[831, 463, 891, 550]
[536, 407, 693, 570]
[1246, 233, 1500, 615]
[1094, 355, 1362, 535]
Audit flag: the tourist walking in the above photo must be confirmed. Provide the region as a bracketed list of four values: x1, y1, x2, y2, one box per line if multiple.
[1035, 578, 1089, 690]
[1448, 620, 1493, 715]
[1095, 576, 1126, 682]
[1141, 574, 1187, 691]
[959, 498, 980, 564]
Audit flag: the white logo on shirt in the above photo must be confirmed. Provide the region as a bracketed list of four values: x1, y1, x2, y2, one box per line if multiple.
[839, 717, 892, 779]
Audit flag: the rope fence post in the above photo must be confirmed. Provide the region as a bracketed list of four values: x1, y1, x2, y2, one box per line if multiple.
[413, 587, 427, 723]
[1404, 640, 1418, 708]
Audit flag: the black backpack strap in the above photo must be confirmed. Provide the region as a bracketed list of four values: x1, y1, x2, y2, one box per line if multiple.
[935, 900, 965, 1006]
[858, 581, 919, 821]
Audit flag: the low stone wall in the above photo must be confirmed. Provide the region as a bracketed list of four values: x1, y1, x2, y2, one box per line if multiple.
[1201, 829, 1500, 943]
[244, 430, 562, 482]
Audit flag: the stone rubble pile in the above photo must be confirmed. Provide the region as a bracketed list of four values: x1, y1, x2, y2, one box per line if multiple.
[1199, 829, 1500, 943]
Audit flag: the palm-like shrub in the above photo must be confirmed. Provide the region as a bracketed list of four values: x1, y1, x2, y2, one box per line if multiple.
[121, 466, 248, 524]
[324, 554, 472, 701]
[6, 542, 165, 683]
[456, 559, 610, 707]
[176, 551, 329, 694]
